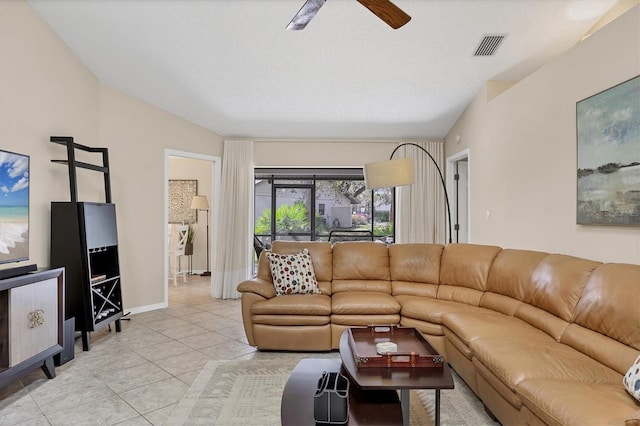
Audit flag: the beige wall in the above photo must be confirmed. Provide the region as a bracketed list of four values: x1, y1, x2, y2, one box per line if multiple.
[254, 139, 409, 168]
[99, 86, 222, 310]
[0, 1, 223, 313]
[445, 6, 640, 264]
[0, 0, 100, 268]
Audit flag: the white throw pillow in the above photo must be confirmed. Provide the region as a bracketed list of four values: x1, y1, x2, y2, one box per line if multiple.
[623, 354, 640, 402]
[265, 249, 320, 296]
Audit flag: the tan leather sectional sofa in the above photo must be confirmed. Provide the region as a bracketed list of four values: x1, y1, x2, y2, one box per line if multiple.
[237, 241, 640, 425]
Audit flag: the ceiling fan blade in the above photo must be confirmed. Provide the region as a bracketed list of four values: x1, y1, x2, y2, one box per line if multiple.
[287, 0, 327, 30]
[357, 0, 411, 29]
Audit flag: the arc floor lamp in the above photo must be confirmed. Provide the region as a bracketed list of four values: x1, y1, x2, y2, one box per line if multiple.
[363, 143, 452, 244]
[191, 195, 211, 276]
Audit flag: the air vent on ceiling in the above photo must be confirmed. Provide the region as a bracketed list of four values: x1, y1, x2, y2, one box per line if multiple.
[473, 34, 507, 57]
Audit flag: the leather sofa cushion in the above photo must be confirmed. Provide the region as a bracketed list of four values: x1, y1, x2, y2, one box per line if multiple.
[237, 278, 277, 299]
[399, 296, 492, 325]
[440, 244, 502, 291]
[330, 314, 400, 326]
[253, 324, 331, 351]
[401, 317, 445, 336]
[470, 336, 622, 392]
[514, 303, 569, 342]
[317, 281, 332, 295]
[332, 279, 392, 293]
[479, 292, 522, 316]
[252, 314, 330, 326]
[437, 284, 483, 306]
[444, 327, 473, 357]
[572, 263, 640, 351]
[389, 243, 443, 285]
[561, 322, 640, 376]
[332, 241, 390, 282]
[332, 291, 400, 315]
[392, 281, 438, 298]
[486, 249, 547, 301]
[527, 254, 601, 322]
[517, 378, 640, 426]
[270, 241, 333, 283]
[474, 357, 524, 408]
[443, 311, 547, 348]
[251, 294, 331, 316]
[256, 251, 272, 282]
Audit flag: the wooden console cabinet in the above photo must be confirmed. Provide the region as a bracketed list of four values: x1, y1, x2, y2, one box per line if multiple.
[51, 202, 123, 351]
[0, 268, 64, 388]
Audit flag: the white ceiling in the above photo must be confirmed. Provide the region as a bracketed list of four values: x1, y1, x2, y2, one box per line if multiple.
[28, 0, 617, 140]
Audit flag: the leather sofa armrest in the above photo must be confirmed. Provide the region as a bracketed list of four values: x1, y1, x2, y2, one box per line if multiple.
[237, 278, 276, 299]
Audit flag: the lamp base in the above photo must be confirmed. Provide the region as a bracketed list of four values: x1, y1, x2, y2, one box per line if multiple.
[200, 271, 211, 277]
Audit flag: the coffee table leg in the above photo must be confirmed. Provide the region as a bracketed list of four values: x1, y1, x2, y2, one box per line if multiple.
[401, 389, 410, 426]
[435, 389, 441, 426]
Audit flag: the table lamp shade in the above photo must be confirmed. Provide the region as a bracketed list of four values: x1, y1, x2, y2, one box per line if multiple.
[364, 158, 415, 190]
[191, 195, 209, 210]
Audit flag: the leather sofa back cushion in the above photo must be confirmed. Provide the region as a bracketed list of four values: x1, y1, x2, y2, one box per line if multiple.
[437, 285, 483, 306]
[332, 242, 390, 292]
[270, 241, 333, 283]
[389, 243, 443, 284]
[479, 292, 522, 316]
[486, 249, 547, 301]
[392, 281, 438, 298]
[527, 254, 601, 322]
[561, 322, 640, 376]
[332, 279, 392, 293]
[514, 303, 569, 342]
[572, 263, 640, 350]
[440, 244, 501, 291]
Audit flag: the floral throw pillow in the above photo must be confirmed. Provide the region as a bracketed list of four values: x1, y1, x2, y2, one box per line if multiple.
[265, 249, 320, 296]
[624, 355, 640, 402]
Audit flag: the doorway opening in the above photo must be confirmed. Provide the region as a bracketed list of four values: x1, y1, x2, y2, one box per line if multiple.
[164, 149, 221, 306]
[447, 149, 470, 243]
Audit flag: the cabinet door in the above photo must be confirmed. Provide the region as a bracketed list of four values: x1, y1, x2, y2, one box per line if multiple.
[9, 278, 58, 366]
[83, 203, 118, 249]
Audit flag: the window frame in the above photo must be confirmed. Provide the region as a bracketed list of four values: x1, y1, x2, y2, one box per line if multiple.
[254, 168, 395, 245]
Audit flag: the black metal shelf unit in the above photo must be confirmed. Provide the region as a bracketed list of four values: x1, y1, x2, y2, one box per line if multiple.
[49, 136, 123, 351]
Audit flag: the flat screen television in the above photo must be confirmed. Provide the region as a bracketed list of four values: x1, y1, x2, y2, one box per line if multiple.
[0, 149, 29, 265]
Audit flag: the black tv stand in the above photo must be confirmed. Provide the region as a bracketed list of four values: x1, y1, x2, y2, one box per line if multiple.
[0, 264, 37, 280]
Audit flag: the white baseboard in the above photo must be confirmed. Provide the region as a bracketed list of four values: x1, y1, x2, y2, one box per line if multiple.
[124, 301, 167, 316]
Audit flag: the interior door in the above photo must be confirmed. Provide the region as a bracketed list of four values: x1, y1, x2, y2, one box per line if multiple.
[454, 159, 469, 243]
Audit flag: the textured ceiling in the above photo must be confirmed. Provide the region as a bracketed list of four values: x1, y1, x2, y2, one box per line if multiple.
[29, 0, 617, 139]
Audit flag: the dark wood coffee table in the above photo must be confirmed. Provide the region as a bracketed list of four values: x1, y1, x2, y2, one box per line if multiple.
[340, 330, 454, 426]
[281, 358, 403, 425]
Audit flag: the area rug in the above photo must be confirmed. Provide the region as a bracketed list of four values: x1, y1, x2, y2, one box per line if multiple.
[164, 354, 494, 425]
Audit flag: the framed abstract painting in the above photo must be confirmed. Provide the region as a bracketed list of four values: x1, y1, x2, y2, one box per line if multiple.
[576, 75, 640, 226]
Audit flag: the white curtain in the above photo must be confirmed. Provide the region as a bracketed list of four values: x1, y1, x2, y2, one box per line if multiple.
[213, 140, 254, 299]
[395, 141, 447, 244]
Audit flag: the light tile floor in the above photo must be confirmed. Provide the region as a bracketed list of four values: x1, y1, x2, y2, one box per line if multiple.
[0, 275, 256, 425]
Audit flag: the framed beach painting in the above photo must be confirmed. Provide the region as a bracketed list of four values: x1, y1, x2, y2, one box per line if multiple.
[576, 75, 640, 226]
[169, 179, 197, 224]
[0, 149, 30, 264]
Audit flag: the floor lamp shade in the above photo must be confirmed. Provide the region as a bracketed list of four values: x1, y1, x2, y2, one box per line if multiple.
[363, 143, 452, 244]
[364, 158, 415, 190]
[190, 195, 211, 276]
[191, 195, 209, 211]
